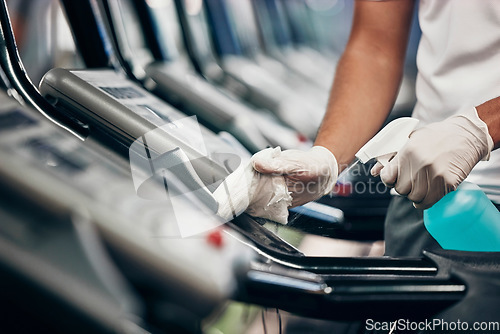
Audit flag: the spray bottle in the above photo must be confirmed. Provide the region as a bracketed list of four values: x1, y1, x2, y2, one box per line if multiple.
[346, 117, 500, 251]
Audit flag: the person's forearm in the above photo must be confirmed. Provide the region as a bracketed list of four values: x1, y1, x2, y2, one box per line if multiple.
[314, 0, 415, 170]
[476, 96, 500, 150]
[315, 45, 405, 169]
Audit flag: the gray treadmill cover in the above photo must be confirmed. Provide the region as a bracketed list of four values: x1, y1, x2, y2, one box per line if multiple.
[39, 68, 246, 187]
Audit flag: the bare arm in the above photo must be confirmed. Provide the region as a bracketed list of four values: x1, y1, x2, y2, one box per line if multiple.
[314, 0, 415, 170]
[477, 97, 500, 150]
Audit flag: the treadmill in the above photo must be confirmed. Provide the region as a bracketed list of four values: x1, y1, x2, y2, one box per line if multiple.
[277, 0, 338, 72]
[212, 0, 330, 99]
[3, 2, 500, 329]
[36, 0, 247, 190]
[251, 0, 334, 89]
[1, 0, 385, 253]
[102, 0, 310, 153]
[39, 0, 351, 233]
[175, 0, 326, 139]
[0, 93, 145, 334]
[0, 86, 255, 332]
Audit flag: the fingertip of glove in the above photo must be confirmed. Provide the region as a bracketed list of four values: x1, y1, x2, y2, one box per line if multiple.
[379, 159, 400, 185]
[379, 165, 389, 180]
[251, 147, 281, 173]
[370, 162, 383, 177]
[252, 159, 275, 174]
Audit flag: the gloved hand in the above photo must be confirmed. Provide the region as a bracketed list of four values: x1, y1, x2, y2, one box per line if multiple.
[371, 108, 494, 209]
[252, 146, 338, 207]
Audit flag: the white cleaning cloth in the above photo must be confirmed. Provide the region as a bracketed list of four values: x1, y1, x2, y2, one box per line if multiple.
[213, 147, 292, 224]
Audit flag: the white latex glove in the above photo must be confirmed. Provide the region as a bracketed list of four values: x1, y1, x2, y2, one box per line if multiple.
[213, 147, 292, 224]
[252, 146, 338, 207]
[371, 108, 494, 209]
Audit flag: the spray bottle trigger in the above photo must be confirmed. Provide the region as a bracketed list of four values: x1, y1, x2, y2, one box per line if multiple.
[375, 153, 396, 167]
[355, 117, 419, 164]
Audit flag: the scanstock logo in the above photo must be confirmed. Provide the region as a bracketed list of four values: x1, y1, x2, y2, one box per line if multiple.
[128, 116, 242, 238]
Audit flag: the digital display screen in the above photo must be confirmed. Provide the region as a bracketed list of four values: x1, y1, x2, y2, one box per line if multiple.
[99, 86, 145, 99]
[25, 137, 90, 175]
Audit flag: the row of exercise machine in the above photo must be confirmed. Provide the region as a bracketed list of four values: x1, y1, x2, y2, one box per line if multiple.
[0, 0, 499, 333]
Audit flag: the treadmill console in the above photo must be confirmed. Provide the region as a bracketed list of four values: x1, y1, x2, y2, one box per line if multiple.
[0, 91, 255, 317]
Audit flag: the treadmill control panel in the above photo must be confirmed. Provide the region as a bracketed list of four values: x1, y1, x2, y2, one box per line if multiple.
[40, 68, 246, 187]
[0, 92, 255, 315]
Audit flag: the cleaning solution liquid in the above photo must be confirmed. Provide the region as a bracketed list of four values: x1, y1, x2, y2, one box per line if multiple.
[424, 182, 500, 251]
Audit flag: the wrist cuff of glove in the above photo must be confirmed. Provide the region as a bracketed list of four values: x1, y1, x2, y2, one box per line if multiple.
[311, 146, 339, 195]
[453, 107, 494, 161]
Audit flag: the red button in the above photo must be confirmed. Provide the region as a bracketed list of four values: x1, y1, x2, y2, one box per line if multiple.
[334, 183, 353, 197]
[207, 229, 224, 248]
[297, 133, 308, 143]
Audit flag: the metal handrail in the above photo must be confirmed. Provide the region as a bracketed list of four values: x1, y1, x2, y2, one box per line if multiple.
[0, 0, 88, 139]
